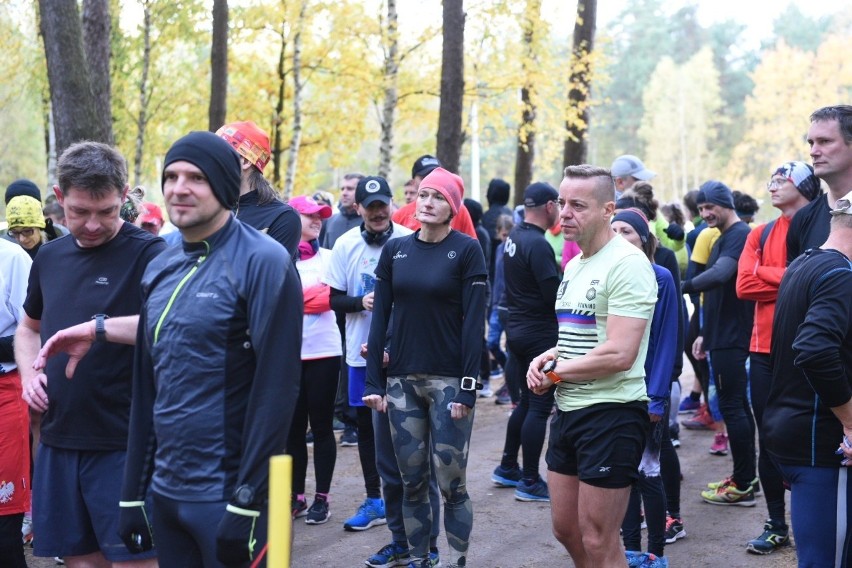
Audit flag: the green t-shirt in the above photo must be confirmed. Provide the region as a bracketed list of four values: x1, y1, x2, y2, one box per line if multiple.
[553, 235, 657, 412]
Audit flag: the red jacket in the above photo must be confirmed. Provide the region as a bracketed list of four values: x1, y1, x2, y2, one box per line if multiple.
[735, 215, 790, 353]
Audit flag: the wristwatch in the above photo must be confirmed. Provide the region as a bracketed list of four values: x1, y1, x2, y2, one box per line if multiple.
[93, 314, 109, 343]
[542, 359, 562, 384]
[232, 484, 256, 508]
[460, 376, 477, 391]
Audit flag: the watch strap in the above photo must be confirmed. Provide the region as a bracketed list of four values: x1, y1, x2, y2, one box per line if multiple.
[94, 314, 109, 342]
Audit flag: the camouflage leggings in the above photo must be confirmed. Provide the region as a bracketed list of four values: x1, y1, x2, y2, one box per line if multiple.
[387, 374, 474, 565]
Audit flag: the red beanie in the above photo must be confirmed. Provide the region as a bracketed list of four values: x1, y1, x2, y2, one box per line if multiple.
[216, 121, 272, 173]
[419, 167, 463, 216]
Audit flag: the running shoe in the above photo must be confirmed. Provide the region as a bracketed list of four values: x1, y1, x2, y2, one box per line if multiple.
[664, 516, 686, 543]
[494, 384, 512, 405]
[707, 476, 761, 496]
[514, 477, 550, 502]
[406, 555, 440, 568]
[491, 464, 522, 487]
[55, 558, 64, 566]
[678, 397, 701, 414]
[625, 550, 646, 567]
[746, 519, 790, 555]
[701, 481, 756, 507]
[709, 432, 729, 455]
[490, 365, 503, 378]
[305, 495, 330, 525]
[682, 406, 714, 430]
[292, 495, 308, 518]
[366, 542, 411, 567]
[344, 497, 387, 531]
[478, 379, 493, 398]
[340, 427, 358, 447]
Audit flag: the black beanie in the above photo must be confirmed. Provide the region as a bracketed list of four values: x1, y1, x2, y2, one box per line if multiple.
[697, 180, 735, 209]
[5, 179, 41, 205]
[463, 198, 483, 225]
[486, 178, 510, 206]
[162, 131, 241, 209]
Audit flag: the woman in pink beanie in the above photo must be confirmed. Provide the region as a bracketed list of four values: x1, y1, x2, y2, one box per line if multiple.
[363, 167, 487, 568]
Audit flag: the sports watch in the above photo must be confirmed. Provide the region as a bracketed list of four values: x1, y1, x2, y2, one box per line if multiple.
[93, 314, 109, 343]
[460, 376, 477, 391]
[542, 359, 562, 384]
[232, 484, 256, 508]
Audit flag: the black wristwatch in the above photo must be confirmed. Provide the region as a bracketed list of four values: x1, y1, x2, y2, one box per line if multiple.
[232, 484, 256, 508]
[93, 314, 109, 343]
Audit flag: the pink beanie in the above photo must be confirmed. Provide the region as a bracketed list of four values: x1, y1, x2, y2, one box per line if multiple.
[419, 167, 463, 216]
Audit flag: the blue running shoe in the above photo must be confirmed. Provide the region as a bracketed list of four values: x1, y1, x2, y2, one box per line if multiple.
[514, 477, 550, 502]
[365, 542, 410, 567]
[344, 497, 387, 531]
[406, 555, 440, 568]
[491, 464, 522, 487]
[625, 551, 646, 568]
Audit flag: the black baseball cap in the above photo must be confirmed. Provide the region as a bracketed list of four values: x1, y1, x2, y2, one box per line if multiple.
[356, 176, 393, 207]
[523, 182, 559, 207]
[411, 155, 442, 179]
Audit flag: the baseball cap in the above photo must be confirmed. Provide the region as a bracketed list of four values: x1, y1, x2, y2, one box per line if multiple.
[216, 121, 272, 172]
[290, 195, 332, 219]
[523, 182, 559, 207]
[356, 176, 393, 207]
[830, 190, 852, 216]
[411, 155, 442, 179]
[138, 202, 163, 225]
[611, 155, 655, 181]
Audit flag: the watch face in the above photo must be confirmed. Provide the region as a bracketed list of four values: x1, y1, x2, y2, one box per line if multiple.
[543, 360, 556, 373]
[235, 485, 254, 506]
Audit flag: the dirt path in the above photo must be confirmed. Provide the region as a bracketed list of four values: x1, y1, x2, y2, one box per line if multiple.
[26, 371, 798, 567]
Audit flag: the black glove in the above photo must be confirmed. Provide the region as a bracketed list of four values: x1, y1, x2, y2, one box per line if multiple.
[118, 501, 154, 553]
[216, 504, 261, 566]
[452, 389, 477, 409]
[663, 222, 685, 241]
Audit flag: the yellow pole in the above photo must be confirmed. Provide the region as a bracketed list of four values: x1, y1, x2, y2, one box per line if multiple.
[267, 455, 292, 568]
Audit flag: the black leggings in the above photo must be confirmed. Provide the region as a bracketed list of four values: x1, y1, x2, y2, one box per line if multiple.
[749, 353, 786, 522]
[152, 493, 269, 568]
[288, 356, 340, 495]
[710, 347, 756, 488]
[501, 336, 555, 480]
[0, 513, 26, 568]
[357, 405, 382, 498]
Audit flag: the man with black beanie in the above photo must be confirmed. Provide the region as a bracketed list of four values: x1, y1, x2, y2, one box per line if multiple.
[682, 180, 757, 507]
[116, 131, 303, 567]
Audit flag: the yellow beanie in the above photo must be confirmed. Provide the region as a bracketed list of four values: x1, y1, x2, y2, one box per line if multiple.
[6, 195, 46, 230]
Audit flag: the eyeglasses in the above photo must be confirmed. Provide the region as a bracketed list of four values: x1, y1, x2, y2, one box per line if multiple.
[766, 178, 788, 190]
[8, 228, 36, 239]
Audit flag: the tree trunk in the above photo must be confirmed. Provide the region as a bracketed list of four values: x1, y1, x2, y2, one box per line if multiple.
[82, 0, 114, 145]
[134, 1, 153, 187]
[563, 0, 597, 168]
[272, 20, 287, 190]
[208, 0, 228, 131]
[284, 2, 307, 199]
[378, 0, 399, 179]
[436, 0, 465, 175]
[39, 0, 110, 155]
[513, 0, 541, 203]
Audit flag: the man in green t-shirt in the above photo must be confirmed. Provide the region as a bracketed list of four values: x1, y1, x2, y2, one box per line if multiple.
[528, 164, 657, 567]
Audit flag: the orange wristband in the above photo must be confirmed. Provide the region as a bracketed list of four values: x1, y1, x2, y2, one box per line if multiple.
[542, 360, 561, 384]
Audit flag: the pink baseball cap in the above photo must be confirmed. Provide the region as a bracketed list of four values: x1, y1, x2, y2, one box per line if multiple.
[290, 195, 332, 219]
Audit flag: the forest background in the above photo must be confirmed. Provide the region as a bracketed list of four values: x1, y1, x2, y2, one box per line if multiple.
[2, 0, 851, 221]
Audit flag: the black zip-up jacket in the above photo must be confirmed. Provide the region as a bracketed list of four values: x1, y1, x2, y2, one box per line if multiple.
[122, 216, 303, 505]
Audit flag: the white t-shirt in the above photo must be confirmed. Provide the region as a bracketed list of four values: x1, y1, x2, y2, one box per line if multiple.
[554, 235, 657, 412]
[323, 223, 412, 367]
[0, 238, 32, 373]
[297, 247, 342, 360]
